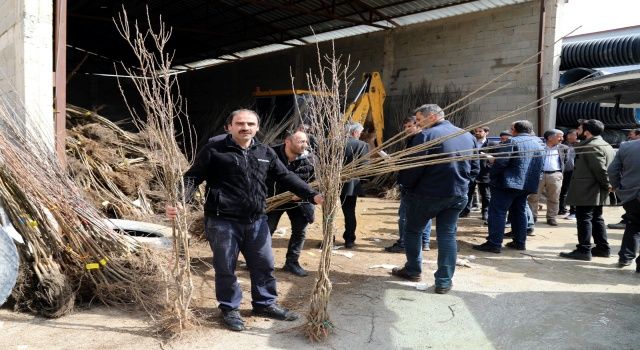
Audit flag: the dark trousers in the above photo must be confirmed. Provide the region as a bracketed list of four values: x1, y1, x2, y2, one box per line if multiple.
[340, 194, 358, 243]
[267, 206, 309, 264]
[487, 187, 529, 247]
[205, 215, 277, 310]
[558, 170, 574, 215]
[464, 182, 490, 217]
[575, 206, 609, 252]
[618, 199, 640, 264]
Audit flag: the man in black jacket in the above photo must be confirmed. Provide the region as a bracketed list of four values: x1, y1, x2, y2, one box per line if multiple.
[267, 130, 315, 277]
[460, 126, 498, 221]
[169, 109, 323, 332]
[341, 122, 370, 248]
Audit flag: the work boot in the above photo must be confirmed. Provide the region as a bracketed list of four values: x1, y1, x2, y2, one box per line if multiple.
[384, 242, 405, 253]
[559, 249, 592, 261]
[472, 242, 501, 254]
[591, 246, 611, 258]
[221, 308, 245, 331]
[282, 261, 308, 277]
[253, 304, 299, 321]
[391, 267, 421, 281]
[505, 241, 526, 251]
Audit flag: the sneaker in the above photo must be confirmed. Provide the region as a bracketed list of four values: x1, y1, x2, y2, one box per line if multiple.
[505, 241, 526, 250]
[435, 285, 452, 294]
[252, 304, 299, 321]
[618, 260, 632, 268]
[564, 214, 576, 220]
[607, 223, 626, 230]
[283, 261, 309, 277]
[221, 308, 245, 331]
[472, 242, 501, 254]
[559, 249, 592, 261]
[391, 267, 421, 281]
[591, 247, 611, 258]
[546, 218, 558, 226]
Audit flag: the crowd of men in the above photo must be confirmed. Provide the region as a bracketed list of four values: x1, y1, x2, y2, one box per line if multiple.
[167, 107, 640, 332]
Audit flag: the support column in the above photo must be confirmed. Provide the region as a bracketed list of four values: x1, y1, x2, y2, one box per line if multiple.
[540, 0, 568, 132]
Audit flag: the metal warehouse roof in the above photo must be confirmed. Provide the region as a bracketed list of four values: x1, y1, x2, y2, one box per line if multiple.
[67, 0, 529, 73]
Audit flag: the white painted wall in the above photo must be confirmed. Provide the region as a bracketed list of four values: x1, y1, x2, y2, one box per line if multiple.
[0, 0, 53, 147]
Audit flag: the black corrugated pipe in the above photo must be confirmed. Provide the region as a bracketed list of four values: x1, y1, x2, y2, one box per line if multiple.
[560, 35, 640, 70]
[556, 100, 640, 128]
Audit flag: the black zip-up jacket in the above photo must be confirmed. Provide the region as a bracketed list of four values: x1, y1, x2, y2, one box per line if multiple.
[184, 135, 318, 222]
[266, 144, 315, 197]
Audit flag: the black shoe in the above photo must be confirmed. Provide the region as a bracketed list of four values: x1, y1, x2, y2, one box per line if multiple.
[557, 209, 567, 216]
[391, 267, 421, 281]
[505, 241, 526, 250]
[618, 260, 632, 268]
[283, 261, 309, 277]
[607, 222, 626, 230]
[385, 242, 405, 253]
[636, 265, 640, 273]
[481, 213, 488, 221]
[435, 285, 452, 294]
[472, 242, 501, 254]
[559, 250, 592, 261]
[221, 308, 245, 331]
[253, 304, 299, 321]
[505, 231, 513, 238]
[527, 229, 535, 236]
[459, 210, 470, 218]
[344, 241, 356, 249]
[591, 247, 611, 258]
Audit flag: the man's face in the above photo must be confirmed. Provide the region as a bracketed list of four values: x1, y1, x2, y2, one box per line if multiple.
[566, 132, 577, 144]
[500, 135, 511, 143]
[577, 125, 586, 140]
[228, 111, 259, 143]
[628, 131, 640, 140]
[474, 128, 487, 140]
[403, 121, 419, 134]
[415, 112, 433, 128]
[548, 132, 563, 146]
[285, 131, 309, 156]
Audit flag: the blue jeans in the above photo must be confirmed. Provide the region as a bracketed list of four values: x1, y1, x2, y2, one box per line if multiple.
[205, 215, 277, 310]
[403, 193, 467, 288]
[488, 187, 529, 247]
[398, 192, 431, 247]
[507, 202, 535, 232]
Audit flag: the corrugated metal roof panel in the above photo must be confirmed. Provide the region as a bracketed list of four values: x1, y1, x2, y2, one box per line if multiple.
[391, 0, 530, 26]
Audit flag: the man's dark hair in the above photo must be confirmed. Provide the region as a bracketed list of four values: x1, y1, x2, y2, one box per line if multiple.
[402, 116, 416, 124]
[225, 109, 260, 126]
[475, 126, 490, 132]
[579, 119, 605, 136]
[566, 128, 577, 136]
[512, 120, 533, 134]
[631, 128, 640, 136]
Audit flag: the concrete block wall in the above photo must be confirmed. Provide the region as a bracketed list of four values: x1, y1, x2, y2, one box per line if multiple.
[179, 1, 544, 138]
[0, 0, 53, 146]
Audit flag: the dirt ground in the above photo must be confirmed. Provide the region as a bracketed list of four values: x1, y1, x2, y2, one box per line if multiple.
[1, 197, 639, 349]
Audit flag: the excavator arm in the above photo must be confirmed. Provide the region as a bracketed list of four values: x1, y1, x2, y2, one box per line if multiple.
[343, 72, 386, 146]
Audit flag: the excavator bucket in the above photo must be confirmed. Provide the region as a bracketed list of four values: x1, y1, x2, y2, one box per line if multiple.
[344, 72, 386, 146]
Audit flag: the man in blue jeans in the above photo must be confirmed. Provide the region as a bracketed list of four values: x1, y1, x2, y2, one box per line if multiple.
[473, 120, 544, 253]
[168, 109, 323, 331]
[391, 104, 478, 294]
[386, 116, 431, 253]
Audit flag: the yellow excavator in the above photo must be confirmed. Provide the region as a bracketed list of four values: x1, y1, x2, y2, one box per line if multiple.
[253, 71, 386, 145]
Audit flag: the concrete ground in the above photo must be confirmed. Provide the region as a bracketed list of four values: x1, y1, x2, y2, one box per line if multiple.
[1, 199, 638, 349]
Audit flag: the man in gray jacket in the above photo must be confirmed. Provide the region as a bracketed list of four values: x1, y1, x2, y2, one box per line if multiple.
[608, 139, 640, 272]
[560, 119, 614, 261]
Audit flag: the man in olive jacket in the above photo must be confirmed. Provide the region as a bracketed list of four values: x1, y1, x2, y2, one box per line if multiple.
[560, 119, 615, 261]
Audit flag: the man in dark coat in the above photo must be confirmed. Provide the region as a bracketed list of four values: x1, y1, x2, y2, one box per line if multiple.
[266, 130, 316, 277]
[391, 104, 479, 294]
[608, 138, 640, 271]
[560, 119, 614, 261]
[473, 120, 544, 253]
[168, 109, 323, 331]
[341, 122, 370, 248]
[460, 126, 498, 221]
